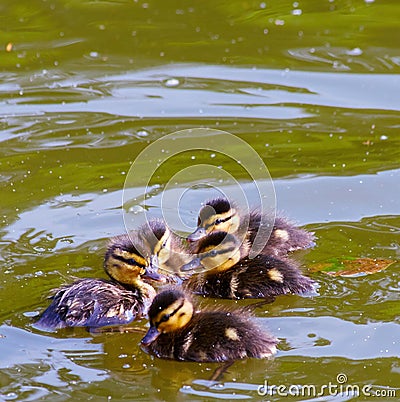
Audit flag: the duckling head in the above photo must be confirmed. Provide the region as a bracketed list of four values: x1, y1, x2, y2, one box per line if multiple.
[141, 288, 194, 345]
[187, 198, 240, 242]
[139, 219, 174, 271]
[182, 231, 245, 273]
[104, 234, 166, 286]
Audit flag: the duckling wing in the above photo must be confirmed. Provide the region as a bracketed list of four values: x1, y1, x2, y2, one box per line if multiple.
[35, 278, 145, 330]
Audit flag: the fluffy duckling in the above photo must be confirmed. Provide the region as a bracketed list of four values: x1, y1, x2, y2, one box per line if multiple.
[182, 231, 316, 299]
[137, 219, 190, 279]
[35, 230, 166, 331]
[188, 197, 315, 257]
[141, 287, 277, 362]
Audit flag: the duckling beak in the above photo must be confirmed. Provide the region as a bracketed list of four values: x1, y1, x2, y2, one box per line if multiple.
[149, 255, 160, 271]
[181, 257, 203, 272]
[187, 227, 207, 242]
[143, 256, 167, 282]
[141, 325, 161, 346]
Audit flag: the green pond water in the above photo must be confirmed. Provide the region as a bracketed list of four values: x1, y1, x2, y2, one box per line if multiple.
[1, 0, 400, 400]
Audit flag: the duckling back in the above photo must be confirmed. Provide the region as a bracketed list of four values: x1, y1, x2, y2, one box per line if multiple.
[35, 278, 153, 331]
[249, 211, 315, 256]
[184, 255, 315, 299]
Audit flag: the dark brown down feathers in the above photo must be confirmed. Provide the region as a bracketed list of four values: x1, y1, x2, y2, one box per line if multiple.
[142, 288, 277, 362]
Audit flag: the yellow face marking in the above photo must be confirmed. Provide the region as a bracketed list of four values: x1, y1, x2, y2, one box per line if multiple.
[200, 209, 240, 234]
[152, 228, 171, 254]
[114, 249, 148, 267]
[274, 229, 289, 242]
[200, 244, 241, 272]
[105, 255, 146, 285]
[156, 229, 172, 268]
[268, 268, 284, 283]
[200, 216, 216, 231]
[225, 327, 240, 341]
[153, 298, 194, 333]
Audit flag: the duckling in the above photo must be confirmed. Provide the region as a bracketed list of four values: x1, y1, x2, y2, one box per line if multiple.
[138, 218, 190, 280]
[187, 197, 315, 257]
[35, 230, 166, 331]
[182, 231, 316, 299]
[141, 287, 277, 362]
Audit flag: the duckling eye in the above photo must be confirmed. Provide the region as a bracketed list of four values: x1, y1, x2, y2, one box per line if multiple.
[160, 313, 170, 323]
[214, 218, 223, 225]
[210, 249, 217, 257]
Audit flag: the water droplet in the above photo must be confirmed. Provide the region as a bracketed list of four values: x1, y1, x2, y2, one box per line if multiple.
[129, 205, 144, 214]
[137, 130, 149, 137]
[346, 47, 363, 56]
[164, 78, 179, 87]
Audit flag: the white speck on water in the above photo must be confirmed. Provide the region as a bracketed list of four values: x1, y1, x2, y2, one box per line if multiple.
[210, 153, 216, 158]
[89, 51, 99, 58]
[191, 155, 196, 160]
[164, 78, 179, 87]
[292, 9, 302, 15]
[137, 130, 149, 137]
[23, 311, 40, 318]
[346, 47, 363, 56]
[129, 205, 144, 214]
[380, 135, 388, 140]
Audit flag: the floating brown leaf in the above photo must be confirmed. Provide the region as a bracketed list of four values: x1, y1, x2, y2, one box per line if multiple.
[310, 257, 396, 277]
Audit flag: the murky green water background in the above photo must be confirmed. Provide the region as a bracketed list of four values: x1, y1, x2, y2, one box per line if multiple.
[1, 0, 400, 400]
